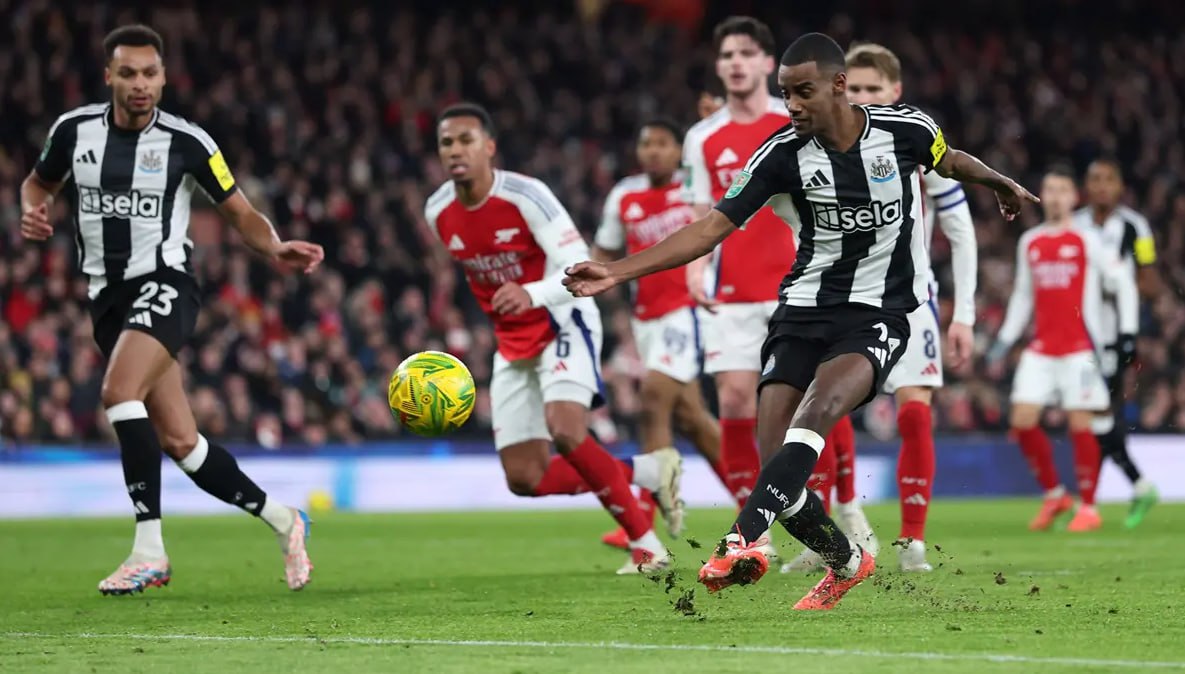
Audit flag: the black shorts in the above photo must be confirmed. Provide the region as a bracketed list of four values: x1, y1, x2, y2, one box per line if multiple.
[758, 303, 911, 409]
[89, 268, 202, 360]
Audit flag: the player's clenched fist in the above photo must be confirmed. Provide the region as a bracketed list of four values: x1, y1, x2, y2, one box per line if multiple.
[20, 202, 53, 241]
[563, 261, 617, 298]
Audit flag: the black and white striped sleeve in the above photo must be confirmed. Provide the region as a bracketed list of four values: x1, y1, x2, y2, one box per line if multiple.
[34, 113, 80, 183]
[713, 125, 796, 229]
[174, 122, 238, 203]
[872, 105, 948, 172]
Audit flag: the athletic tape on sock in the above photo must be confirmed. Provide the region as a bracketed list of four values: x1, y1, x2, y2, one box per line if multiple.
[777, 489, 808, 521]
[106, 401, 149, 424]
[783, 427, 825, 455]
[177, 434, 210, 474]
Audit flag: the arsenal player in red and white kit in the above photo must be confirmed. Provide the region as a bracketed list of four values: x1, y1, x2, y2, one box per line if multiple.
[989, 168, 1138, 533]
[682, 18, 857, 543]
[592, 119, 731, 550]
[424, 104, 683, 575]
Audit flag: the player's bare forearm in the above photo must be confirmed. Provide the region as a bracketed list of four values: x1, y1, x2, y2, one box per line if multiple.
[218, 192, 281, 258]
[606, 210, 732, 284]
[935, 149, 1014, 192]
[1137, 265, 1162, 299]
[20, 172, 59, 210]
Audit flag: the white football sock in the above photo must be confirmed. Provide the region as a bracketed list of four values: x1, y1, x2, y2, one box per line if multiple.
[1134, 478, 1156, 497]
[130, 519, 165, 562]
[629, 453, 662, 491]
[1044, 485, 1066, 500]
[629, 529, 665, 554]
[260, 497, 295, 537]
[836, 544, 863, 579]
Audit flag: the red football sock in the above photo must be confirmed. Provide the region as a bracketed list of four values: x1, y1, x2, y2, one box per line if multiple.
[808, 435, 837, 514]
[721, 418, 760, 508]
[897, 401, 936, 541]
[563, 436, 651, 539]
[1015, 427, 1059, 491]
[830, 415, 857, 504]
[709, 458, 732, 499]
[638, 488, 657, 523]
[1071, 430, 1101, 506]
[533, 455, 589, 496]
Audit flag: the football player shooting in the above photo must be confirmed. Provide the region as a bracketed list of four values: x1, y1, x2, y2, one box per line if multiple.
[20, 25, 322, 595]
[566, 33, 1036, 610]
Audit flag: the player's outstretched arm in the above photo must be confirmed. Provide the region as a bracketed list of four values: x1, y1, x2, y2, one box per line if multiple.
[933, 149, 1039, 221]
[216, 192, 324, 275]
[565, 209, 734, 298]
[19, 171, 61, 241]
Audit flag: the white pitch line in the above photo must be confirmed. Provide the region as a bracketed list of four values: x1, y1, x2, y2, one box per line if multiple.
[3, 632, 1184, 670]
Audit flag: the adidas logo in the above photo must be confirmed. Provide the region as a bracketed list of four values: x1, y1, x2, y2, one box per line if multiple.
[921, 362, 939, 376]
[624, 202, 645, 220]
[904, 494, 928, 506]
[804, 169, 831, 189]
[447, 234, 465, 251]
[867, 345, 889, 367]
[128, 311, 153, 328]
[715, 147, 739, 166]
[76, 149, 98, 165]
[757, 508, 777, 527]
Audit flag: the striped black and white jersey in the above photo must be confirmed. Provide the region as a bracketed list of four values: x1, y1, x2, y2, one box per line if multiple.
[714, 104, 949, 312]
[1071, 204, 1156, 344]
[34, 103, 238, 298]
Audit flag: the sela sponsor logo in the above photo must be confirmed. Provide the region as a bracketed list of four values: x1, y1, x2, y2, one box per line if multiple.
[78, 186, 162, 218]
[812, 199, 902, 232]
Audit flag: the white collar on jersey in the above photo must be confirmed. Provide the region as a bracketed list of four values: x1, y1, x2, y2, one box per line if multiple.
[810, 105, 872, 151]
[102, 103, 161, 135]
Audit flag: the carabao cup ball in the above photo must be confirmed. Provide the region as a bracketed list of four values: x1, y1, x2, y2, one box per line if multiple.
[388, 350, 476, 437]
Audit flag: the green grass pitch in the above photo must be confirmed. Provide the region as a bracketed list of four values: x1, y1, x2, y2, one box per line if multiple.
[2, 500, 1184, 673]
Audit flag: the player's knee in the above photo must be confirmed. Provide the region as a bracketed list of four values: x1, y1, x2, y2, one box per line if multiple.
[548, 426, 588, 454]
[99, 377, 141, 409]
[717, 382, 755, 418]
[895, 386, 932, 407]
[505, 470, 540, 497]
[158, 430, 199, 461]
[1067, 411, 1095, 433]
[796, 391, 848, 431]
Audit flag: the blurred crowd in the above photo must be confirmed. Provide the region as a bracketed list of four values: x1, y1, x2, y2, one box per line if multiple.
[1, 0, 1182, 446]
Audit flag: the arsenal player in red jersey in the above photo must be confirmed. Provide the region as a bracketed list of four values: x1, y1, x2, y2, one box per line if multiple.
[592, 119, 729, 549]
[988, 167, 1138, 533]
[425, 104, 683, 575]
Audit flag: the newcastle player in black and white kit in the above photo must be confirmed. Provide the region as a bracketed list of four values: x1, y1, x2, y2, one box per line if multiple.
[19, 25, 323, 595]
[566, 33, 1036, 610]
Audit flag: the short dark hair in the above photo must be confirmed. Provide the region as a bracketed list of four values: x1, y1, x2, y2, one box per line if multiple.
[712, 16, 776, 57]
[781, 32, 846, 74]
[437, 103, 496, 138]
[1087, 156, 1124, 180]
[640, 118, 683, 144]
[1044, 163, 1077, 182]
[103, 24, 164, 62]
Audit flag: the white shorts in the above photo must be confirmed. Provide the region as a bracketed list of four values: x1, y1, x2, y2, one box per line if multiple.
[490, 311, 603, 450]
[883, 297, 943, 393]
[702, 300, 778, 374]
[1011, 350, 1110, 411]
[631, 306, 703, 384]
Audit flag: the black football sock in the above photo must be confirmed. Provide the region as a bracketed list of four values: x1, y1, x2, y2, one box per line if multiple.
[177, 435, 267, 515]
[1101, 428, 1141, 483]
[780, 489, 855, 572]
[730, 428, 826, 543]
[106, 401, 163, 523]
